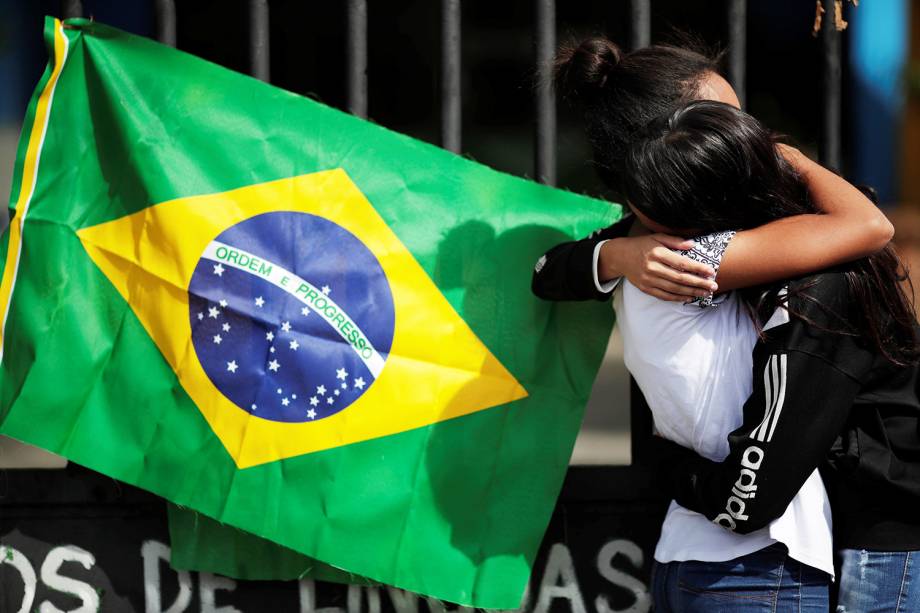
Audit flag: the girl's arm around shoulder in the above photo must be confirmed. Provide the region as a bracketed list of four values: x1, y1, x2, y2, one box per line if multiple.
[715, 146, 894, 292]
[540, 148, 893, 304]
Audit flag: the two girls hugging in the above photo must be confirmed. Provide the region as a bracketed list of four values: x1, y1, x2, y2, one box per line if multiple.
[533, 38, 920, 612]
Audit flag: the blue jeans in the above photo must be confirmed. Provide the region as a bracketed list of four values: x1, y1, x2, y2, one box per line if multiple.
[651, 544, 830, 612]
[837, 549, 919, 612]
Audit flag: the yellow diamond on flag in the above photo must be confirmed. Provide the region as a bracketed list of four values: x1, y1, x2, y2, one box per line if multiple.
[77, 169, 527, 468]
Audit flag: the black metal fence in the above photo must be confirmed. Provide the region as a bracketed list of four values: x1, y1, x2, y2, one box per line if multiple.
[61, 0, 845, 179]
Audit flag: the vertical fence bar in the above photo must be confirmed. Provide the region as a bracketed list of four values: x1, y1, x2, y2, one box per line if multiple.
[249, 0, 270, 82]
[61, 0, 82, 19]
[627, 0, 652, 468]
[441, 0, 462, 153]
[820, 4, 842, 170]
[726, 0, 746, 108]
[154, 0, 177, 47]
[347, 0, 369, 118]
[630, 0, 651, 51]
[534, 0, 556, 186]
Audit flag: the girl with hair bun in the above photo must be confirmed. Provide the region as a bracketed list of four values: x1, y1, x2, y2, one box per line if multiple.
[535, 37, 891, 303]
[532, 37, 898, 611]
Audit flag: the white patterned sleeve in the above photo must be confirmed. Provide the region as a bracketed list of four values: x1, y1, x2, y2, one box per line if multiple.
[676, 230, 736, 308]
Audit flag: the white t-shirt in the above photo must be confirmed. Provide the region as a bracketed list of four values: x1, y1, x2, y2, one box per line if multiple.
[605, 238, 834, 577]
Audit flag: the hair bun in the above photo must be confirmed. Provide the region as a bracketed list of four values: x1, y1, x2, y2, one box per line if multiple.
[554, 37, 623, 101]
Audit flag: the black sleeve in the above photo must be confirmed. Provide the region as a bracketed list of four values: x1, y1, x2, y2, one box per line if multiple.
[531, 216, 634, 302]
[666, 347, 860, 533]
[661, 272, 879, 534]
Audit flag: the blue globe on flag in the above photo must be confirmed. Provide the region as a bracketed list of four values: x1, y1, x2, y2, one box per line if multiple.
[188, 211, 395, 423]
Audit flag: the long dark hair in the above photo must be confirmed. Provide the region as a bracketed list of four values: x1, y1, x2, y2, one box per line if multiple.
[554, 36, 722, 199]
[623, 100, 918, 366]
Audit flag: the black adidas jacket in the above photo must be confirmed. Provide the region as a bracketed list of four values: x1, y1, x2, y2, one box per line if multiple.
[664, 271, 920, 550]
[532, 227, 920, 551]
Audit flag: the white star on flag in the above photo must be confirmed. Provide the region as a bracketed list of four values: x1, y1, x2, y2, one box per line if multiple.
[307, 409, 317, 419]
[213, 334, 222, 345]
[226, 360, 238, 373]
[222, 323, 231, 332]
[270, 346, 275, 353]
[354, 377, 366, 390]
[281, 321, 292, 332]
[289, 340, 300, 351]
[326, 397, 334, 405]
[301, 307, 310, 316]
[281, 398, 290, 406]
[208, 306, 220, 319]
[316, 385, 326, 395]
[213, 263, 224, 277]
[266, 331, 274, 341]
[268, 359, 280, 372]
[277, 388, 282, 394]
[336, 368, 348, 380]
[197, 313, 204, 321]
[309, 396, 319, 407]
[255, 296, 265, 307]
[251, 403, 257, 410]
[219, 299, 228, 308]
[321, 285, 331, 295]
[334, 389, 340, 396]
[292, 394, 297, 400]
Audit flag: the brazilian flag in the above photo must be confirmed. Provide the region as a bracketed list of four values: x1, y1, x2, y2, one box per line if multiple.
[0, 18, 619, 608]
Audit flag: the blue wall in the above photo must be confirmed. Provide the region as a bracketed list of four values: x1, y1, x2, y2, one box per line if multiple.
[850, 0, 911, 205]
